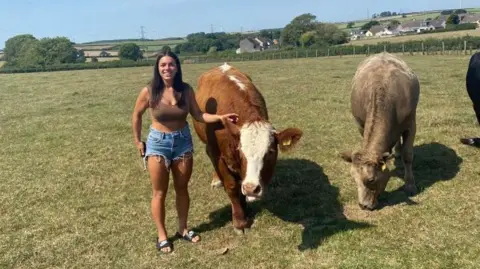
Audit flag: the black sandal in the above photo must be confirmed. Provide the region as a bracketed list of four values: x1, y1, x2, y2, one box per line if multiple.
[156, 238, 173, 253]
[175, 230, 201, 243]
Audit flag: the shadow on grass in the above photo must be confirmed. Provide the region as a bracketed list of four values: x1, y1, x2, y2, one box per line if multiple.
[194, 158, 371, 251]
[379, 142, 463, 208]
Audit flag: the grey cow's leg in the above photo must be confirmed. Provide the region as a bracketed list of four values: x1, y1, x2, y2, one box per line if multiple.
[401, 122, 417, 196]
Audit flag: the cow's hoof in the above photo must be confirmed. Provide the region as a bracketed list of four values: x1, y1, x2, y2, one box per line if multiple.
[403, 183, 417, 196]
[233, 228, 245, 235]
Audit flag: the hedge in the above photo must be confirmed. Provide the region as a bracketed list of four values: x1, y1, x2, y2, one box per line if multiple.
[2, 35, 480, 73]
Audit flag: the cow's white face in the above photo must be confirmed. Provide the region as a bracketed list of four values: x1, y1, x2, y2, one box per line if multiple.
[232, 121, 303, 203]
[239, 122, 276, 202]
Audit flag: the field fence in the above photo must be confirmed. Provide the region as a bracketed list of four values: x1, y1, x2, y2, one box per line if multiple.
[181, 41, 480, 65]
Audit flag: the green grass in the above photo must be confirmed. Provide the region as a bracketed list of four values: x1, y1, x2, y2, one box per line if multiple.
[1, 55, 480, 268]
[0, 61, 5, 68]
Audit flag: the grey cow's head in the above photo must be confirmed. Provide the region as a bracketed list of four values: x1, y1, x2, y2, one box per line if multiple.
[340, 150, 395, 210]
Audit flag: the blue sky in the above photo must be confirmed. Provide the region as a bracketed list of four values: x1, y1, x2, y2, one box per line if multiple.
[0, 0, 478, 48]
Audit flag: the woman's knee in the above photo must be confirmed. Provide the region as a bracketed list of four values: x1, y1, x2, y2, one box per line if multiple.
[152, 189, 168, 199]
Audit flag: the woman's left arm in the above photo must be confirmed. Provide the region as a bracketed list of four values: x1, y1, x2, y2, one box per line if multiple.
[186, 86, 238, 124]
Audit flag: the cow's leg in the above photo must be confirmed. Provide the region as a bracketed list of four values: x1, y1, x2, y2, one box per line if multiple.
[205, 146, 223, 188]
[205, 145, 249, 232]
[217, 159, 250, 232]
[401, 122, 417, 195]
[394, 138, 402, 158]
[473, 103, 480, 126]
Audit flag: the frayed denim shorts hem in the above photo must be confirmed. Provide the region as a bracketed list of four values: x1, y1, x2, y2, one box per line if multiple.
[143, 122, 194, 170]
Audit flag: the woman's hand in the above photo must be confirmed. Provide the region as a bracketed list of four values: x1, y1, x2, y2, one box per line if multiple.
[135, 141, 146, 157]
[219, 113, 239, 124]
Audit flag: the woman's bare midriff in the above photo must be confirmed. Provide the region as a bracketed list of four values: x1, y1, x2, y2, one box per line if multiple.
[149, 113, 188, 133]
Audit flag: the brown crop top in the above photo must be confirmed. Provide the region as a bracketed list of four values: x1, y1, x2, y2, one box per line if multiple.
[150, 91, 190, 122]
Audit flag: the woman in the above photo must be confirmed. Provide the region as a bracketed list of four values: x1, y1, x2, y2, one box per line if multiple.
[131, 51, 238, 254]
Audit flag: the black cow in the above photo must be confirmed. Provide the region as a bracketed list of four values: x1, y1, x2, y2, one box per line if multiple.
[461, 51, 480, 147]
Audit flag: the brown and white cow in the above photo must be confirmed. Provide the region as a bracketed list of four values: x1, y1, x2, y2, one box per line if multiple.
[192, 63, 303, 232]
[340, 52, 420, 211]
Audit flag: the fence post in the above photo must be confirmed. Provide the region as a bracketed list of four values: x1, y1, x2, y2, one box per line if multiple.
[402, 43, 405, 55]
[464, 40, 467, 55]
[384, 45, 386, 52]
[442, 42, 445, 55]
[353, 47, 356, 56]
[421, 42, 424, 55]
[316, 49, 318, 57]
[367, 46, 370, 56]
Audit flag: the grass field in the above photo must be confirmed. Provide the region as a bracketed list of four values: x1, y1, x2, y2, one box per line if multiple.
[347, 29, 480, 45]
[1, 54, 480, 268]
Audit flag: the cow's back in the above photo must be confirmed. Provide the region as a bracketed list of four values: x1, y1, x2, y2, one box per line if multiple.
[351, 53, 419, 126]
[193, 64, 269, 144]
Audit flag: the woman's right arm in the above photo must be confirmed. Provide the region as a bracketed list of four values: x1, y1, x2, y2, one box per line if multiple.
[132, 87, 150, 156]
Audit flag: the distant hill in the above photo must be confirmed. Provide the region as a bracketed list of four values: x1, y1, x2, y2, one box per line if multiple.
[79, 37, 185, 45]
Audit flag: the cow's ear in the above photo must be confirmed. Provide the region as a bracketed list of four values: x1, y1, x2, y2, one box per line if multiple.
[275, 128, 303, 152]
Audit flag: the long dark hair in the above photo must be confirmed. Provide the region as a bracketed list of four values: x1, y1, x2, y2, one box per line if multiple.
[149, 50, 186, 107]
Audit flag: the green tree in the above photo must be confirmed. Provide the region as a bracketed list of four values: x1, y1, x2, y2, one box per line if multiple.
[4, 34, 37, 63]
[119, 43, 143, 61]
[259, 29, 273, 39]
[360, 20, 380, 31]
[314, 23, 348, 46]
[12, 36, 79, 67]
[280, 13, 317, 46]
[36, 37, 78, 65]
[174, 44, 182, 54]
[347, 22, 355, 28]
[388, 20, 401, 29]
[446, 14, 460, 25]
[76, 50, 86, 63]
[15, 39, 42, 68]
[161, 45, 171, 53]
[299, 31, 316, 47]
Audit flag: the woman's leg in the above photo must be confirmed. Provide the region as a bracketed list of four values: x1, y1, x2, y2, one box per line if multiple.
[147, 155, 172, 252]
[171, 152, 200, 242]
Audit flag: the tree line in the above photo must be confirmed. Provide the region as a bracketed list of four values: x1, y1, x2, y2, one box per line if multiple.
[173, 13, 348, 54]
[2, 34, 145, 69]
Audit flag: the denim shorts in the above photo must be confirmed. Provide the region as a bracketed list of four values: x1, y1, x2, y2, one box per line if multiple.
[143, 123, 194, 170]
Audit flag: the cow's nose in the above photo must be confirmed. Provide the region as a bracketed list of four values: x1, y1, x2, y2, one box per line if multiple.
[242, 183, 262, 195]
